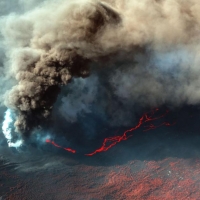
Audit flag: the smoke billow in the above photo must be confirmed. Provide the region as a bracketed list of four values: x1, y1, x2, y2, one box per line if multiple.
[0, 0, 121, 135]
[1, 0, 200, 144]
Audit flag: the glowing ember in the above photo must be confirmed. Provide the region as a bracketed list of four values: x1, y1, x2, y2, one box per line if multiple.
[45, 139, 76, 154]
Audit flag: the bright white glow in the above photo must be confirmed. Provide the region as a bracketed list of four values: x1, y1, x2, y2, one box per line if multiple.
[2, 109, 23, 148]
[8, 139, 23, 148]
[2, 109, 13, 140]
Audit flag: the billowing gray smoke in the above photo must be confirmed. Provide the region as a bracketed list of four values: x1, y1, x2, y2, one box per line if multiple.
[1, 0, 200, 139]
[0, 0, 121, 134]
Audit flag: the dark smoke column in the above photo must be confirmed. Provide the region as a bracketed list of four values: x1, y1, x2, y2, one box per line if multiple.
[12, 51, 90, 135]
[4, 1, 121, 136]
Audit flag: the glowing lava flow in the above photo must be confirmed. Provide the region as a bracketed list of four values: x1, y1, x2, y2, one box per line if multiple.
[45, 139, 76, 153]
[45, 109, 174, 156]
[143, 122, 175, 132]
[85, 109, 173, 156]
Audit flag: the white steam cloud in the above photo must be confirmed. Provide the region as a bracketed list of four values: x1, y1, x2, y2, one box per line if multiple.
[2, 109, 23, 147]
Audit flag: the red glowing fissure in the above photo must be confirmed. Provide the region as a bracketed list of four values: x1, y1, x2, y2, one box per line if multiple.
[85, 109, 174, 156]
[144, 122, 175, 132]
[45, 139, 76, 154]
[45, 108, 174, 156]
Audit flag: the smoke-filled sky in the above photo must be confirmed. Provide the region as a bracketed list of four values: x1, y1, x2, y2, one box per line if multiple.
[1, 0, 200, 147]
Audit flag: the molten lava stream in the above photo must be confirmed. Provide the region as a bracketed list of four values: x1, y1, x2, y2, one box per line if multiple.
[85, 108, 174, 156]
[45, 139, 76, 154]
[45, 108, 174, 156]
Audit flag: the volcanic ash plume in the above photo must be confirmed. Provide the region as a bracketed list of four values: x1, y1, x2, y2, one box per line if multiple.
[1, 0, 200, 140]
[0, 0, 121, 135]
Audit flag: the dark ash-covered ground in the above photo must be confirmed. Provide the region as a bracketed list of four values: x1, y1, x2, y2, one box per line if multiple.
[1, 106, 200, 200]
